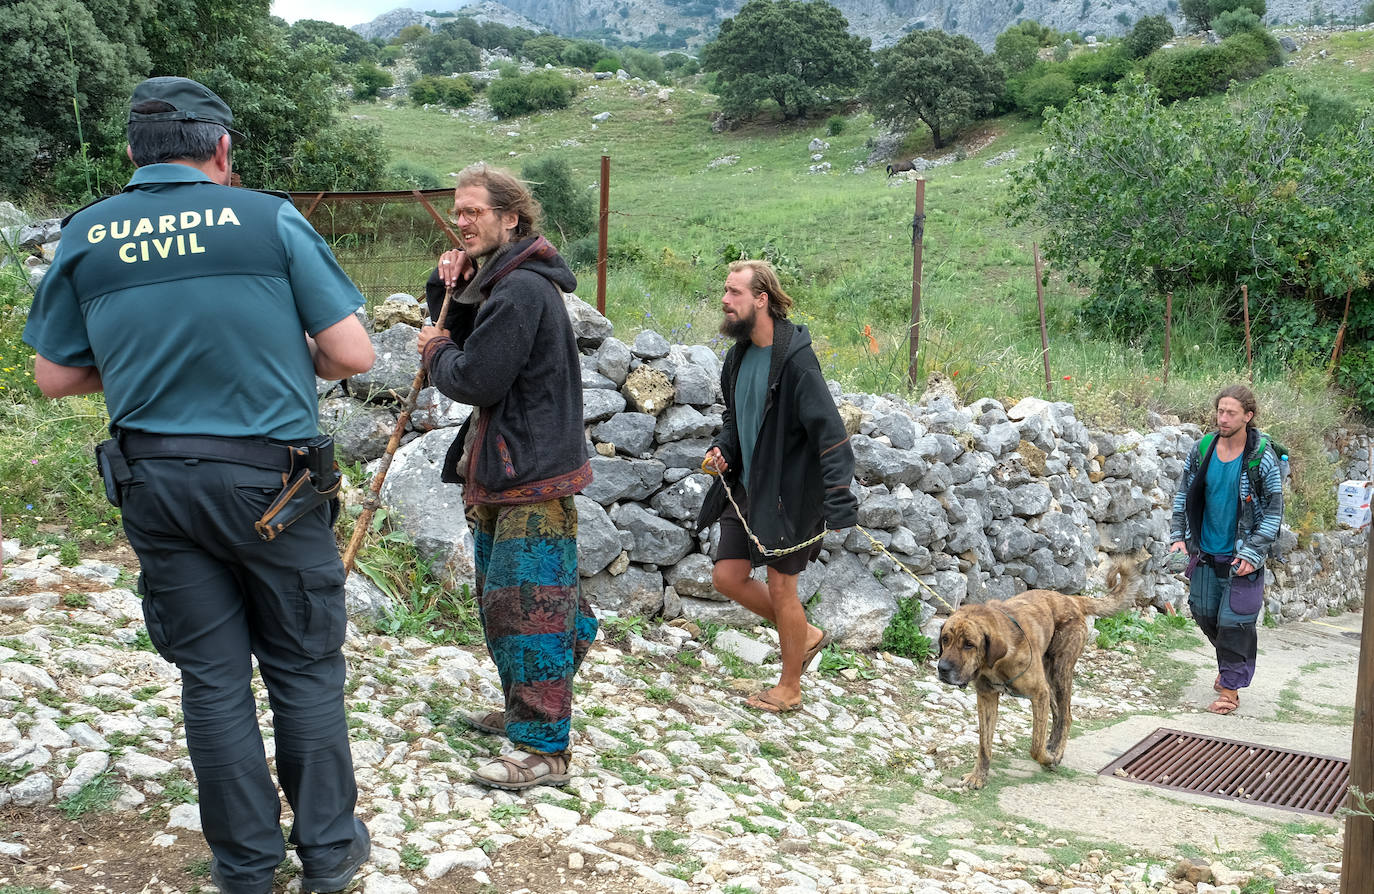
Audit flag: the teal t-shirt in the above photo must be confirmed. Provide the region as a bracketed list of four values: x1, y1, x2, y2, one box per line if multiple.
[1201, 450, 1242, 555]
[734, 343, 770, 489]
[24, 164, 363, 441]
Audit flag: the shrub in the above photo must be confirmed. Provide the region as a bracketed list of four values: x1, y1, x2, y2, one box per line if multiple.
[1363, 0, 1374, 24]
[409, 75, 475, 108]
[1214, 8, 1264, 37]
[622, 48, 666, 81]
[522, 156, 595, 243]
[384, 160, 443, 189]
[826, 114, 847, 135]
[416, 33, 480, 76]
[352, 63, 392, 100]
[1021, 71, 1077, 114]
[1144, 30, 1279, 102]
[593, 56, 622, 73]
[1125, 14, 1175, 59]
[487, 70, 577, 118]
[1296, 86, 1359, 138]
[1063, 45, 1134, 88]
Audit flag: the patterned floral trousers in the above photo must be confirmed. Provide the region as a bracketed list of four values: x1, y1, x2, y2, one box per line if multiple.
[467, 496, 598, 754]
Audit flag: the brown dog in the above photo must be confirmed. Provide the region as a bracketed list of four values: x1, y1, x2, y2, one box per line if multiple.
[936, 558, 1138, 789]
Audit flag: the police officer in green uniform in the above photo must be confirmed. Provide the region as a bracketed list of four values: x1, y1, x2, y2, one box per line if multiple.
[23, 78, 375, 894]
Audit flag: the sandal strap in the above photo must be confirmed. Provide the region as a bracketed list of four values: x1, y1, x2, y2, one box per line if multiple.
[491, 752, 568, 783]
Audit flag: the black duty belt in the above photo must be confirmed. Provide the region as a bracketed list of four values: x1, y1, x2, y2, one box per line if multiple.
[120, 432, 299, 472]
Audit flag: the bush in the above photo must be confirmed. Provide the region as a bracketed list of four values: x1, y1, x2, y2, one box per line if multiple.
[416, 33, 480, 75]
[1063, 45, 1134, 88]
[1214, 8, 1264, 37]
[384, 160, 443, 189]
[1021, 71, 1077, 114]
[560, 40, 605, 69]
[1144, 30, 1279, 102]
[1363, 0, 1374, 24]
[622, 48, 666, 82]
[593, 56, 621, 73]
[1124, 14, 1174, 59]
[409, 75, 475, 108]
[352, 62, 392, 100]
[826, 114, 847, 135]
[1296, 86, 1359, 138]
[284, 122, 387, 191]
[522, 156, 595, 244]
[487, 70, 577, 118]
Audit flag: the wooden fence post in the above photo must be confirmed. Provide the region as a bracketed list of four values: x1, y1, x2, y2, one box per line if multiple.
[907, 177, 926, 390]
[1033, 243, 1051, 396]
[1242, 284, 1253, 383]
[1342, 520, 1374, 892]
[1164, 291, 1173, 384]
[597, 155, 610, 317]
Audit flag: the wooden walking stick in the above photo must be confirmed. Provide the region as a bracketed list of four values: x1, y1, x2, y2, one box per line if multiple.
[342, 284, 456, 575]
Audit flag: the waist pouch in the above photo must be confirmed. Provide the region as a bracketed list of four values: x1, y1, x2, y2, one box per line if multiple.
[117, 432, 341, 540]
[95, 439, 133, 507]
[1201, 553, 1234, 579]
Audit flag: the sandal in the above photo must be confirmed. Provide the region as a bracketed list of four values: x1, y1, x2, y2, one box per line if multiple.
[801, 629, 832, 672]
[471, 750, 571, 790]
[1207, 690, 1240, 715]
[744, 690, 802, 714]
[463, 710, 506, 735]
[1212, 676, 1239, 702]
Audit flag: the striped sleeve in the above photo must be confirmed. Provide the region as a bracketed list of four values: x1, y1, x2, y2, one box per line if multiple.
[1237, 449, 1283, 567]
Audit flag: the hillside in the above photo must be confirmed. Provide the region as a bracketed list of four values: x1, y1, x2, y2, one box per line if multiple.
[359, 0, 1368, 48]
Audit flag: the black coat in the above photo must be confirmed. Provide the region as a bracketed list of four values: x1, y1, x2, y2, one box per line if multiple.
[696, 319, 857, 554]
[422, 236, 590, 504]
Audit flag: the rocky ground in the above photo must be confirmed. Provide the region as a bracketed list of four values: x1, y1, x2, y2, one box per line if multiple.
[0, 541, 1348, 894]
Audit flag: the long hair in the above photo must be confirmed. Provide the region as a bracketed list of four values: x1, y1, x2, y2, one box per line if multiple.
[1215, 384, 1258, 428]
[455, 163, 543, 240]
[727, 259, 793, 320]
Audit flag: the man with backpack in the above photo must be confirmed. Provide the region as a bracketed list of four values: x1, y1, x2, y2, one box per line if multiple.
[1168, 384, 1284, 715]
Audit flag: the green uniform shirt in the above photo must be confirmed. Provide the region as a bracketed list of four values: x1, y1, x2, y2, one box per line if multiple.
[734, 343, 769, 489]
[24, 164, 363, 441]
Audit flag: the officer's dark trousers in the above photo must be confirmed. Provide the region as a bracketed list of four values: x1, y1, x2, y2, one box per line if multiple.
[120, 457, 358, 892]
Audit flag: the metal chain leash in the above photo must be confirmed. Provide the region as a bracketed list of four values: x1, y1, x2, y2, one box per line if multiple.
[704, 460, 957, 613]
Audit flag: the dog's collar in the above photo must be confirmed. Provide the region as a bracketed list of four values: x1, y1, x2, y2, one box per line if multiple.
[993, 605, 1030, 686]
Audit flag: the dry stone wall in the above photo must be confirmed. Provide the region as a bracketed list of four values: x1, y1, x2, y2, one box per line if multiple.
[333, 294, 1368, 646]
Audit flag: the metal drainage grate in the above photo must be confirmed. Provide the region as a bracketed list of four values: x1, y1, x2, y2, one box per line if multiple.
[1099, 728, 1349, 817]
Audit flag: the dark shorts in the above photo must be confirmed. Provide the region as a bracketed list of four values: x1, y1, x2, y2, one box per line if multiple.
[715, 489, 821, 576]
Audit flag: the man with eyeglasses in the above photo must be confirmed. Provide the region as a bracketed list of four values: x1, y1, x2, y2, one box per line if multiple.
[23, 77, 373, 893]
[416, 163, 597, 790]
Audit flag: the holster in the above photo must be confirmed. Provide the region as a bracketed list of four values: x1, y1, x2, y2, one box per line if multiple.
[253, 436, 342, 541]
[95, 439, 133, 507]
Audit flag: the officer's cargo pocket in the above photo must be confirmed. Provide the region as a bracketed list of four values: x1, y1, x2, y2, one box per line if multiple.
[137, 574, 176, 663]
[298, 561, 346, 658]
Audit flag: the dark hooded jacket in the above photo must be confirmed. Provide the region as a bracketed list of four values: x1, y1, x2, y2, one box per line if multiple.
[696, 318, 857, 555]
[422, 235, 590, 505]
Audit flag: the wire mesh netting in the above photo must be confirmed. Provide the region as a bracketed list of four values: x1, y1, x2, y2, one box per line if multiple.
[288, 189, 458, 309]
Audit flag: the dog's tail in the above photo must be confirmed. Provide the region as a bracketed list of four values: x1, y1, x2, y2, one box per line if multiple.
[1077, 556, 1140, 617]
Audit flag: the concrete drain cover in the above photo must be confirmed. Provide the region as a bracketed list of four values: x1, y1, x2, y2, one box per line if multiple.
[1100, 728, 1349, 817]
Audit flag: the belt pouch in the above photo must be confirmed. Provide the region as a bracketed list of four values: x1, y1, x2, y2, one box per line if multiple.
[95, 439, 132, 507]
[253, 454, 343, 542]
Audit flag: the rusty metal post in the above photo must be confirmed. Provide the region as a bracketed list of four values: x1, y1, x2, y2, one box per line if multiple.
[1242, 284, 1253, 383]
[1164, 291, 1173, 384]
[301, 192, 326, 221]
[411, 189, 463, 250]
[908, 177, 926, 390]
[1033, 242, 1051, 396]
[597, 155, 610, 316]
[1341, 520, 1374, 893]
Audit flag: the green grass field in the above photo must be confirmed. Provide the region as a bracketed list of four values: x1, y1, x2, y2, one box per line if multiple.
[2, 28, 1372, 544]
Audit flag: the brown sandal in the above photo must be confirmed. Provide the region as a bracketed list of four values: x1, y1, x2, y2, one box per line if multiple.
[745, 690, 802, 714]
[471, 750, 571, 790]
[463, 710, 506, 735]
[1212, 677, 1238, 702]
[1207, 691, 1240, 715]
[801, 630, 832, 672]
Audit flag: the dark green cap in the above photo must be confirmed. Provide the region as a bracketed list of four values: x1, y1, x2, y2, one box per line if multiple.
[128, 77, 246, 141]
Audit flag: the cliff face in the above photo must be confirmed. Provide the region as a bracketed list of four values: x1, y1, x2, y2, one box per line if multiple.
[356, 0, 1363, 48]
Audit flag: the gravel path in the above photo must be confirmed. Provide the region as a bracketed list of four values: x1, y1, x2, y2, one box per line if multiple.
[0, 545, 1347, 893]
